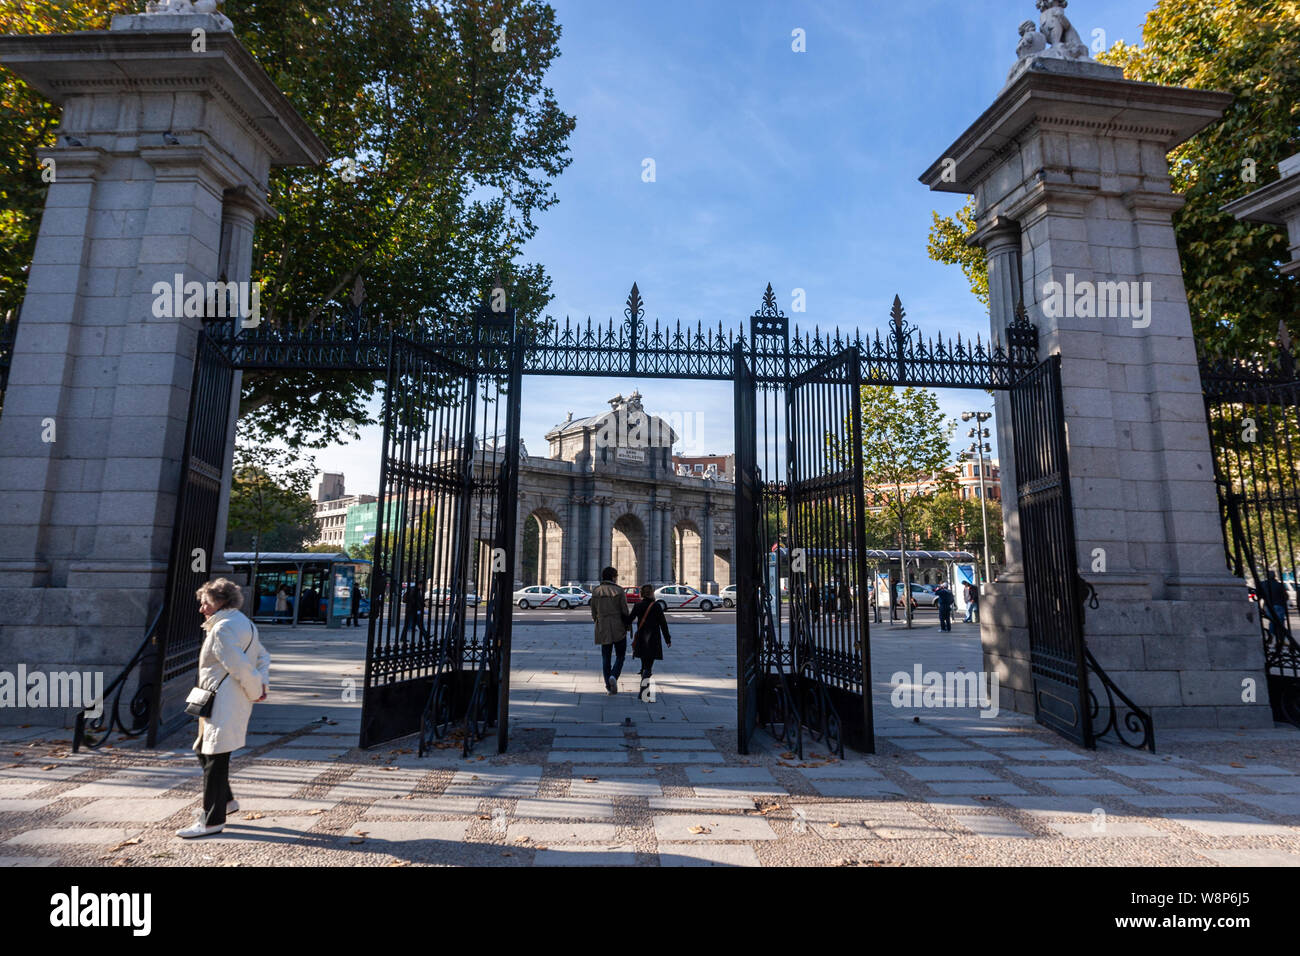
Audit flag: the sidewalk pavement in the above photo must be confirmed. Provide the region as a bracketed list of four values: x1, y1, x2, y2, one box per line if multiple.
[1, 618, 1298, 867]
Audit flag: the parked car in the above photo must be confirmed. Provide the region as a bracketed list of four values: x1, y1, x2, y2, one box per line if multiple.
[894, 582, 938, 608]
[653, 584, 716, 612]
[513, 585, 559, 609]
[427, 587, 480, 607]
[625, 586, 642, 606]
[553, 585, 590, 609]
[720, 584, 737, 608]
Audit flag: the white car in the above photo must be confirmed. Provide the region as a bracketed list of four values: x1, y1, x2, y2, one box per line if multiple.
[653, 585, 716, 612]
[553, 586, 590, 608]
[427, 587, 480, 607]
[720, 584, 737, 608]
[513, 585, 559, 609]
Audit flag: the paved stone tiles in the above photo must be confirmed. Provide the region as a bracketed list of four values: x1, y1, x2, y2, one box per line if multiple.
[1, 618, 1297, 867]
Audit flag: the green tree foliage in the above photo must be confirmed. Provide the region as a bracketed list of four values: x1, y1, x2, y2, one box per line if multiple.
[916, 490, 1004, 573]
[857, 383, 955, 625]
[226, 443, 319, 559]
[0, 0, 134, 318]
[1099, 0, 1298, 353]
[925, 200, 989, 308]
[1, 0, 575, 447]
[926, 0, 1299, 354]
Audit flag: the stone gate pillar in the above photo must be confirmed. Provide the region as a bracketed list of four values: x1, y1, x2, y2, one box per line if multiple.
[921, 40, 1270, 728]
[0, 12, 325, 725]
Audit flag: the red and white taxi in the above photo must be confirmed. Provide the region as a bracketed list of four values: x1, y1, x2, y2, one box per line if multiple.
[652, 585, 716, 612]
[513, 585, 560, 609]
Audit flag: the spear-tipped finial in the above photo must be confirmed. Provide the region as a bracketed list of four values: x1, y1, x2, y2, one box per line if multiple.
[890, 294, 905, 327]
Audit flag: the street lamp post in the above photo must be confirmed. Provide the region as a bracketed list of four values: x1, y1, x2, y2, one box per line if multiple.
[961, 410, 994, 587]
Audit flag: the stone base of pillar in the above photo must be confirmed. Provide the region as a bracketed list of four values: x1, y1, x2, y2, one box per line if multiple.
[0, 583, 160, 727]
[981, 577, 1275, 730]
[980, 580, 1033, 717]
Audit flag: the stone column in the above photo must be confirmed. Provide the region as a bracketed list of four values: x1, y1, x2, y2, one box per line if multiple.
[647, 495, 661, 585]
[586, 496, 601, 582]
[598, 496, 612, 575]
[565, 494, 583, 583]
[701, 500, 716, 594]
[921, 56, 1269, 728]
[0, 16, 326, 726]
[659, 505, 674, 582]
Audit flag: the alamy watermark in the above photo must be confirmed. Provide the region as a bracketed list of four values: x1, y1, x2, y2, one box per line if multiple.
[1041, 274, 1152, 328]
[151, 273, 263, 327]
[890, 665, 999, 718]
[0, 665, 104, 718]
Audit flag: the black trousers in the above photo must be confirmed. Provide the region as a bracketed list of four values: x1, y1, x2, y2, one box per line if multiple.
[198, 751, 233, 827]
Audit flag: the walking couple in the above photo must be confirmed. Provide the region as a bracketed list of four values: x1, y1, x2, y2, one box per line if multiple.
[590, 566, 671, 702]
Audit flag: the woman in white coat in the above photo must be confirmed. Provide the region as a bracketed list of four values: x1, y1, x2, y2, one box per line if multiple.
[177, 578, 271, 839]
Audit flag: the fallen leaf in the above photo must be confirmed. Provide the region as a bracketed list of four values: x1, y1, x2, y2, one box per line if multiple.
[583, 777, 599, 783]
[514, 835, 531, 843]
[306, 808, 326, 815]
[242, 812, 265, 820]
[829, 821, 841, 829]
[41, 764, 58, 771]
[1229, 762, 1245, 769]
[700, 768, 713, 774]
[108, 837, 142, 853]
[687, 825, 711, 834]
[386, 860, 410, 867]
[478, 814, 492, 821]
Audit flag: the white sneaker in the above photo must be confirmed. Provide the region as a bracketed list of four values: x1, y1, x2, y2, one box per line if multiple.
[177, 821, 224, 839]
[606, 676, 617, 694]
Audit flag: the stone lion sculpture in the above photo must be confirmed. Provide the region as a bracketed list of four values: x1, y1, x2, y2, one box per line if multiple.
[1035, 0, 1091, 60]
[143, 0, 233, 29]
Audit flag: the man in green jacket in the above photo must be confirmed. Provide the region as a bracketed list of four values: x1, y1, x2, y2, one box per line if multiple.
[591, 565, 632, 694]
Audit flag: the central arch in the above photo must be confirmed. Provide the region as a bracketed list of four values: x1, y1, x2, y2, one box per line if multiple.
[611, 512, 645, 586]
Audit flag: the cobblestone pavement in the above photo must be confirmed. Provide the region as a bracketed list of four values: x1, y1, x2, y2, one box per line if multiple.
[2, 611, 1298, 867]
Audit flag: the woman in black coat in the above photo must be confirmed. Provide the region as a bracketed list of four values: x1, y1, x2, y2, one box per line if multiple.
[631, 584, 672, 698]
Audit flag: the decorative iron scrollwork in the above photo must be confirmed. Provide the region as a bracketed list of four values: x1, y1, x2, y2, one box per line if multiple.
[1077, 575, 1155, 751]
[73, 608, 162, 752]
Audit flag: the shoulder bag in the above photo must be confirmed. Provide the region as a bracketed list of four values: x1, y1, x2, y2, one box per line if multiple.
[185, 623, 258, 718]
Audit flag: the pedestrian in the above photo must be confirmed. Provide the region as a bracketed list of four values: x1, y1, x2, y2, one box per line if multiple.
[301, 585, 319, 622]
[970, 582, 980, 624]
[1261, 570, 1290, 639]
[274, 583, 290, 623]
[963, 582, 975, 623]
[401, 583, 426, 640]
[631, 583, 671, 701]
[838, 578, 852, 622]
[936, 580, 955, 631]
[825, 580, 838, 620]
[590, 565, 632, 694]
[808, 578, 821, 623]
[178, 578, 269, 839]
[349, 581, 361, 627]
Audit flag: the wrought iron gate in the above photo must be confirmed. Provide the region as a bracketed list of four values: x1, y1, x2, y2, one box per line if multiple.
[785, 347, 873, 755]
[361, 310, 523, 754]
[1202, 334, 1300, 726]
[733, 343, 763, 753]
[148, 330, 236, 744]
[1011, 354, 1153, 750]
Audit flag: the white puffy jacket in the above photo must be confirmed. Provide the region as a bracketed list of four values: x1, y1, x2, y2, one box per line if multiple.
[192, 608, 270, 755]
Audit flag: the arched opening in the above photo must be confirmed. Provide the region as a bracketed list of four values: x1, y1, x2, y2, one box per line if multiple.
[611, 512, 645, 586]
[672, 520, 702, 589]
[521, 508, 564, 586]
[714, 547, 732, 587]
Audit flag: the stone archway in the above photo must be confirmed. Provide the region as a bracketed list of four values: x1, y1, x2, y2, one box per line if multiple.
[611, 512, 645, 586]
[522, 507, 564, 586]
[672, 519, 702, 589]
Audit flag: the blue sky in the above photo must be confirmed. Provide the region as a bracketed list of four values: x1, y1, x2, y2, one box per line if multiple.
[312, 0, 1157, 496]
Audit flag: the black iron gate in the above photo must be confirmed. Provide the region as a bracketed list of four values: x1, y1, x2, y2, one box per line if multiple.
[149, 330, 236, 745]
[1202, 334, 1300, 726]
[360, 309, 523, 754]
[733, 344, 762, 753]
[1011, 354, 1154, 750]
[785, 347, 873, 755]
